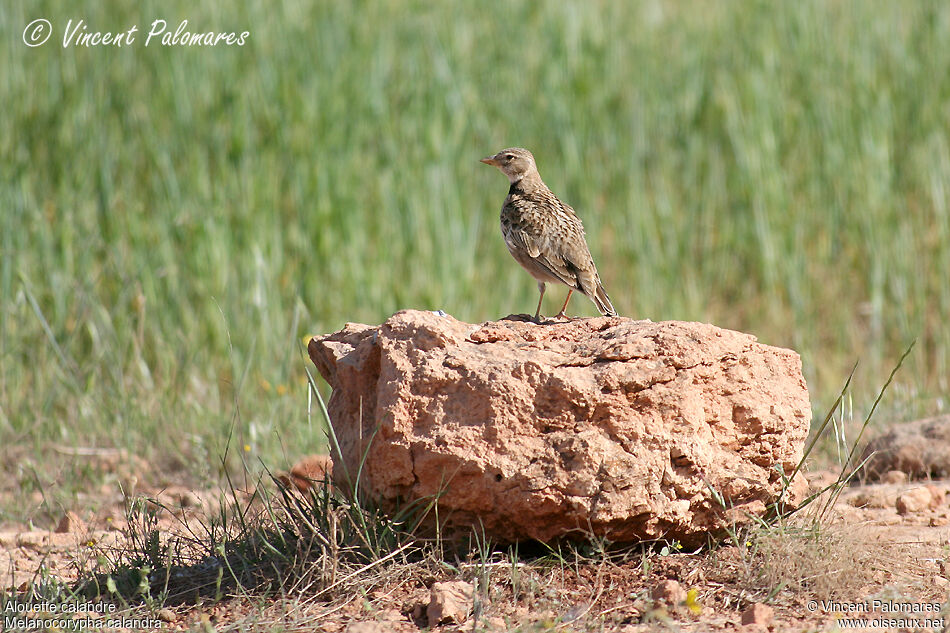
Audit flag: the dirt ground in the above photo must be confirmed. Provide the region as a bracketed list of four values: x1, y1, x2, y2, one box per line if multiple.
[1, 463, 948, 632]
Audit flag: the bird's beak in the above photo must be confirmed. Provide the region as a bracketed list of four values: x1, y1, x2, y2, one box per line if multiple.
[480, 156, 497, 166]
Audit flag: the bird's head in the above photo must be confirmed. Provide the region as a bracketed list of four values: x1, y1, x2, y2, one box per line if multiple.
[480, 147, 537, 184]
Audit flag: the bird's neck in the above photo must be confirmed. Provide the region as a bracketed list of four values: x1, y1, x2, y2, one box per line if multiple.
[508, 170, 545, 194]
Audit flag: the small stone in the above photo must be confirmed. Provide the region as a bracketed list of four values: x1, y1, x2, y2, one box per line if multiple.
[925, 484, 946, 508]
[375, 608, 402, 622]
[55, 512, 85, 534]
[651, 579, 687, 605]
[881, 470, 907, 485]
[157, 608, 177, 623]
[896, 487, 933, 515]
[930, 516, 949, 527]
[848, 490, 892, 509]
[427, 581, 474, 625]
[278, 454, 333, 493]
[741, 602, 774, 627]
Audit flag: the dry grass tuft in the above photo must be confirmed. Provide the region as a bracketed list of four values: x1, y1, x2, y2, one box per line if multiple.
[745, 523, 881, 600]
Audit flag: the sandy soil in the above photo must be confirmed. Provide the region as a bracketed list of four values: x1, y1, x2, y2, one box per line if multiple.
[2, 466, 948, 632]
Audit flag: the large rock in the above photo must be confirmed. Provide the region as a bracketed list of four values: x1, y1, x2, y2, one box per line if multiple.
[308, 310, 810, 545]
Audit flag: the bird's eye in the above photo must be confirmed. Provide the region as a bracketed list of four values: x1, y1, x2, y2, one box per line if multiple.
[505, 154, 515, 161]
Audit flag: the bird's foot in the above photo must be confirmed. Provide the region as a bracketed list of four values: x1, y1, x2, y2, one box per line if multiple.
[553, 311, 573, 321]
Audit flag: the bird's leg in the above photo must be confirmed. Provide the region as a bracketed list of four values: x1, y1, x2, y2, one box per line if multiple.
[534, 282, 546, 323]
[555, 289, 574, 319]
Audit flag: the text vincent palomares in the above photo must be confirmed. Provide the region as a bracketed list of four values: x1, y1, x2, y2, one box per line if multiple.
[60, 19, 249, 48]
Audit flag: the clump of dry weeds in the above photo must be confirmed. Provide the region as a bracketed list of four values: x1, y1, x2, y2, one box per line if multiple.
[746, 522, 881, 599]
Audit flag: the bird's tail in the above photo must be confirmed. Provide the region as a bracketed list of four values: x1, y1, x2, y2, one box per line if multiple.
[592, 281, 617, 317]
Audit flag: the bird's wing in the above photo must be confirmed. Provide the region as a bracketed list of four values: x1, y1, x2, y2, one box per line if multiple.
[533, 241, 588, 291]
[532, 200, 599, 292]
[550, 202, 616, 314]
[502, 223, 542, 258]
[503, 192, 603, 295]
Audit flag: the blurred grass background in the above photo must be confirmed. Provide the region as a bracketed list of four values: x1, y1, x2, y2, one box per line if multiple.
[2, 0, 948, 519]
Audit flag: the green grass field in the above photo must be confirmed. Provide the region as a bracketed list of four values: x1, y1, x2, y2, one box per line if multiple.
[2, 1, 949, 516]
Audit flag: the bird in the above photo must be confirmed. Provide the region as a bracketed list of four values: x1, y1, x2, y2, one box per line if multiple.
[480, 147, 617, 322]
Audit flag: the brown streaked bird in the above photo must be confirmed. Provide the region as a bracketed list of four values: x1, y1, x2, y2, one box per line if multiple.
[480, 147, 617, 322]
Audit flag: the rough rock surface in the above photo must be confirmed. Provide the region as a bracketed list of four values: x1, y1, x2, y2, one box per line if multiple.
[427, 580, 474, 625]
[741, 603, 774, 628]
[309, 310, 811, 545]
[859, 415, 950, 481]
[895, 487, 934, 515]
